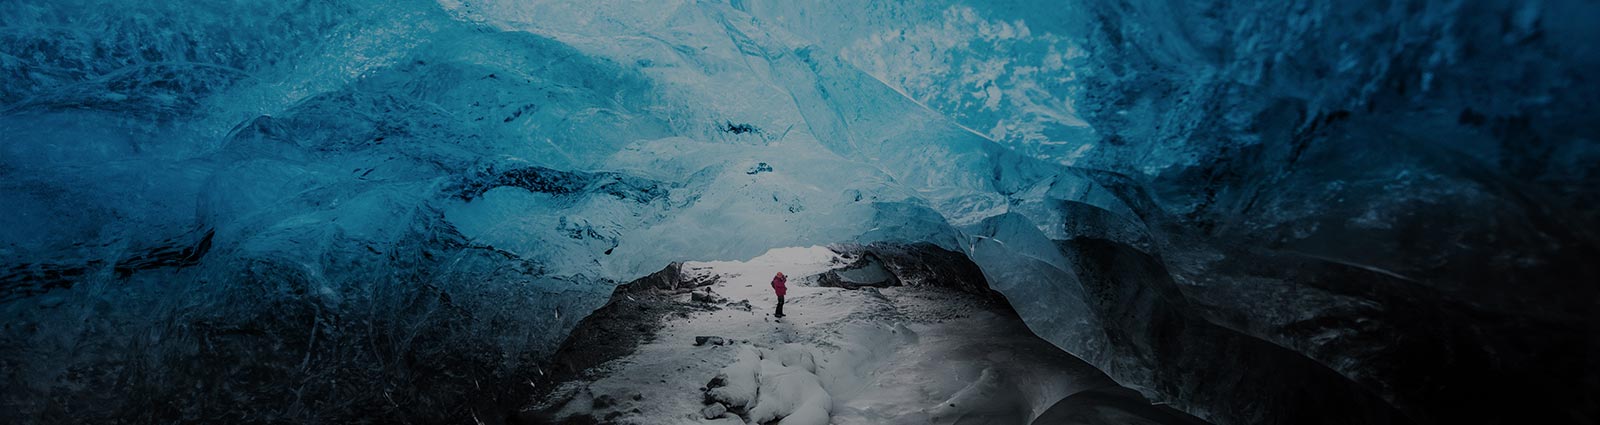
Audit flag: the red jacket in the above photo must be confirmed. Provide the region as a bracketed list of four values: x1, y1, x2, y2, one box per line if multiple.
[771, 273, 787, 297]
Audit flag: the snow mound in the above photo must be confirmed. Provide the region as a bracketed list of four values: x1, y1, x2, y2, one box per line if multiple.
[706, 344, 830, 424]
[708, 346, 764, 409]
[748, 358, 832, 425]
[769, 344, 819, 374]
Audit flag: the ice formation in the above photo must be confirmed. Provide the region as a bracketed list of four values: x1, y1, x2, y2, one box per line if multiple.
[2, 0, 1595, 424]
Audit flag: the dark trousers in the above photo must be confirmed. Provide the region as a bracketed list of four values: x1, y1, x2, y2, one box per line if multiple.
[775, 295, 785, 317]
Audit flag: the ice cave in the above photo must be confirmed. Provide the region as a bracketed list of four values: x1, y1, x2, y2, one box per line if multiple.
[1, 0, 1596, 424]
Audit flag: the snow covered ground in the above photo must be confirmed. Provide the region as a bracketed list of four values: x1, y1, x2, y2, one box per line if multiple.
[530, 246, 1198, 424]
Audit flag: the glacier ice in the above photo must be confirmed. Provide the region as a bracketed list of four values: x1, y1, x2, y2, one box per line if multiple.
[2, 0, 1596, 424]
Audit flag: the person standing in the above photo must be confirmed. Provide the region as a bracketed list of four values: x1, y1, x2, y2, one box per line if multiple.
[771, 272, 787, 318]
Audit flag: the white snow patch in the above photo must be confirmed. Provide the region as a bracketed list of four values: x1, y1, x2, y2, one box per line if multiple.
[768, 344, 818, 374]
[708, 346, 763, 409]
[749, 358, 832, 425]
[684, 245, 843, 282]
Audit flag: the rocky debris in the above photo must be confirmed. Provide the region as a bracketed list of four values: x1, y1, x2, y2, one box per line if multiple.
[690, 290, 726, 304]
[616, 261, 687, 292]
[591, 394, 617, 410]
[813, 251, 899, 289]
[745, 161, 773, 174]
[726, 299, 752, 311]
[701, 402, 728, 419]
[522, 262, 706, 419]
[611, 263, 723, 294]
[694, 336, 726, 346]
[829, 243, 1006, 303]
[684, 273, 722, 290]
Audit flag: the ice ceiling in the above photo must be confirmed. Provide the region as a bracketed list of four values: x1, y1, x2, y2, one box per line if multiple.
[2, 0, 1596, 424]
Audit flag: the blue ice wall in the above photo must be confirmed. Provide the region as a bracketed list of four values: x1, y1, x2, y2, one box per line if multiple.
[3, 0, 1596, 423]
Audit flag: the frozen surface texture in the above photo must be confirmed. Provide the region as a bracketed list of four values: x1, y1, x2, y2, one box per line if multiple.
[528, 244, 1197, 425]
[2, 0, 1595, 424]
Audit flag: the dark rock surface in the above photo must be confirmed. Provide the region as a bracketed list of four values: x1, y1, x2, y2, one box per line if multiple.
[701, 402, 727, 419]
[827, 243, 1007, 304]
[813, 251, 899, 289]
[516, 262, 720, 424]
